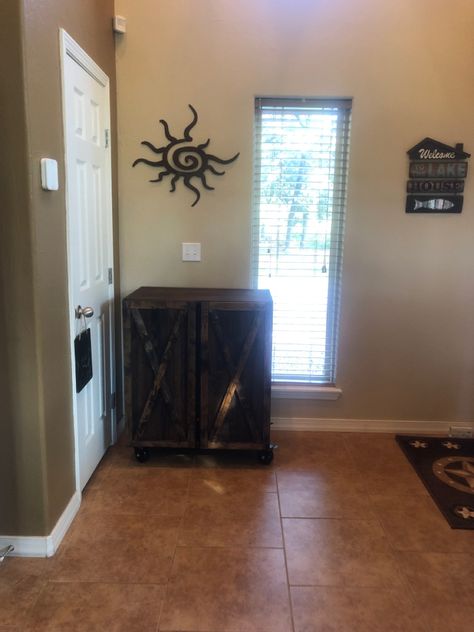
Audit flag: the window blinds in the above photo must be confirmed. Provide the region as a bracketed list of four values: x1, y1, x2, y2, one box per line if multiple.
[252, 97, 352, 384]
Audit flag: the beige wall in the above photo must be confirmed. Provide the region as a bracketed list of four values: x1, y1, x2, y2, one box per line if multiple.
[0, 0, 46, 535]
[116, 0, 474, 424]
[0, 0, 117, 536]
[22, 0, 119, 534]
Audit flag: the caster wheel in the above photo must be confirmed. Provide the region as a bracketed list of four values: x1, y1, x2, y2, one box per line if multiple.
[135, 447, 150, 463]
[258, 448, 274, 465]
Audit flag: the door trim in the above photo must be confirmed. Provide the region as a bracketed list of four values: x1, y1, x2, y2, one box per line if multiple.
[60, 30, 108, 87]
[59, 29, 116, 492]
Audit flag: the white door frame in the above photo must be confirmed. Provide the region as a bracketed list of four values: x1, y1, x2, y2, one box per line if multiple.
[59, 29, 116, 492]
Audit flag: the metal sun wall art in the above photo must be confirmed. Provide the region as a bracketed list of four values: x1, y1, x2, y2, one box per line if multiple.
[132, 104, 240, 207]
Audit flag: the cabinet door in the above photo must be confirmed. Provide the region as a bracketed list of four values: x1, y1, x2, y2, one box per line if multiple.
[124, 302, 196, 446]
[200, 301, 272, 449]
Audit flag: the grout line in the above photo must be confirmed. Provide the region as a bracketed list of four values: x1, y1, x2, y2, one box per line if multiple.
[172, 544, 285, 550]
[290, 583, 333, 588]
[370, 507, 427, 599]
[155, 466, 193, 632]
[276, 472, 296, 632]
[37, 579, 175, 586]
[153, 584, 166, 632]
[278, 515, 382, 521]
[20, 571, 51, 625]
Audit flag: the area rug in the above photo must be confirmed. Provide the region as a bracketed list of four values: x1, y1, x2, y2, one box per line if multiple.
[396, 435, 474, 529]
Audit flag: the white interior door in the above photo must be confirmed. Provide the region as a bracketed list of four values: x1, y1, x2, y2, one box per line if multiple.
[61, 31, 115, 491]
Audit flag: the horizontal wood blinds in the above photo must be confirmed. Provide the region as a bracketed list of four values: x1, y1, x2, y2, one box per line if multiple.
[252, 97, 352, 384]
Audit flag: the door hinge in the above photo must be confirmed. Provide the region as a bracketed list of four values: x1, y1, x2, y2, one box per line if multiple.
[111, 392, 116, 410]
[105, 129, 110, 148]
[108, 267, 113, 285]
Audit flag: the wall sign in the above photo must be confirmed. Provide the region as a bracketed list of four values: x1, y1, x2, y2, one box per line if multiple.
[132, 104, 240, 207]
[406, 138, 470, 213]
[74, 328, 93, 393]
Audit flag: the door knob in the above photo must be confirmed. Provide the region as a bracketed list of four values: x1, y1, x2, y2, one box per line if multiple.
[75, 305, 94, 319]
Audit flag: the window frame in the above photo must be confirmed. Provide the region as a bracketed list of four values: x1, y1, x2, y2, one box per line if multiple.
[251, 96, 351, 388]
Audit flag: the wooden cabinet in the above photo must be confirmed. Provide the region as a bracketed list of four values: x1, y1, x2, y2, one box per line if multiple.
[123, 287, 273, 462]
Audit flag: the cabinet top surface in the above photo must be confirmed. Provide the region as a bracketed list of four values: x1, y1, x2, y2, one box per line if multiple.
[124, 287, 272, 304]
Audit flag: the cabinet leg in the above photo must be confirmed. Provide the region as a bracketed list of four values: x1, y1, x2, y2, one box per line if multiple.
[258, 447, 274, 465]
[134, 447, 150, 463]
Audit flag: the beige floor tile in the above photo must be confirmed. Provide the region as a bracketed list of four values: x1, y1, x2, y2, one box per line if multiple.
[424, 604, 474, 632]
[0, 557, 51, 581]
[0, 557, 54, 629]
[343, 434, 428, 495]
[97, 464, 191, 489]
[82, 467, 190, 516]
[283, 518, 404, 587]
[50, 511, 179, 583]
[159, 547, 292, 632]
[371, 492, 474, 552]
[276, 468, 366, 491]
[193, 450, 273, 469]
[103, 444, 195, 469]
[8, 430, 469, 632]
[272, 431, 355, 473]
[291, 585, 429, 632]
[178, 490, 282, 547]
[28, 581, 164, 631]
[278, 471, 373, 518]
[190, 467, 277, 494]
[82, 464, 113, 490]
[396, 551, 474, 606]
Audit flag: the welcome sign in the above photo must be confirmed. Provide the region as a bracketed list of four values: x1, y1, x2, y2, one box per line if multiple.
[406, 138, 470, 213]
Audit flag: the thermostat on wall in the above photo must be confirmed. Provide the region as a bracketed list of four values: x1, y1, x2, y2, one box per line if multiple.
[40, 158, 59, 191]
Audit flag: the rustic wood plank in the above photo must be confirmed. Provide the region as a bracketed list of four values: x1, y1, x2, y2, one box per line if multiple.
[209, 311, 263, 443]
[131, 308, 185, 438]
[130, 440, 195, 448]
[122, 302, 133, 442]
[209, 311, 260, 443]
[125, 286, 272, 305]
[199, 302, 209, 447]
[205, 441, 268, 450]
[187, 304, 197, 444]
[262, 302, 273, 446]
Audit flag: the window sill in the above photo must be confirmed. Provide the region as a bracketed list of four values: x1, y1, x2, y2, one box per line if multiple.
[271, 383, 342, 400]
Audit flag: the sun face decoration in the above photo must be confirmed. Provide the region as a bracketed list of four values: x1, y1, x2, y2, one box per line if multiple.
[132, 104, 240, 207]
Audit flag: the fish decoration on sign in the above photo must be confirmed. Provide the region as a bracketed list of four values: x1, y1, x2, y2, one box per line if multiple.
[413, 199, 455, 212]
[406, 138, 470, 213]
[132, 104, 240, 207]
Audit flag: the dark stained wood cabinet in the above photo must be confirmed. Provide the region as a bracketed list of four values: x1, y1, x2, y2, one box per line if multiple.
[123, 287, 273, 462]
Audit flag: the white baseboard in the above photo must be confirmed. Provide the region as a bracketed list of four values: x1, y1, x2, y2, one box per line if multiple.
[271, 416, 457, 434]
[0, 490, 81, 558]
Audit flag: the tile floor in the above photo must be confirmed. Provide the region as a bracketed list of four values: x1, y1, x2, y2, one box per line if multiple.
[1, 430, 474, 631]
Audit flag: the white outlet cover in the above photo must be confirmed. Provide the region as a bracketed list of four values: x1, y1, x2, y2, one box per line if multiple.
[182, 242, 201, 262]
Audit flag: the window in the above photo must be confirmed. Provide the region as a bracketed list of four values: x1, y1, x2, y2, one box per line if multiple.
[252, 97, 351, 385]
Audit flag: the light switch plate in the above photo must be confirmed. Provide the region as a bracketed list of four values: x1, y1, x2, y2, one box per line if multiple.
[182, 242, 201, 262]
[40, 158, 59, 191]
